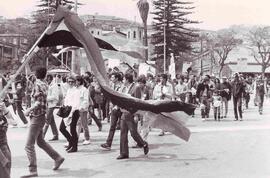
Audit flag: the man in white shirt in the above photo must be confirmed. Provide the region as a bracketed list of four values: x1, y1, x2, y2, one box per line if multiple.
[152, 74, 173, 136]
[43, 74, 59, 141]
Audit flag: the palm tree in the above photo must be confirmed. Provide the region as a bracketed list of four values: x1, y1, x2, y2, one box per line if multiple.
[137, 0, 149, 61]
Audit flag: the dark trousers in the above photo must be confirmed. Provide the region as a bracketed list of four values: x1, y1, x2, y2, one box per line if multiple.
[106, 109, 122, 146]
[25, 117, 61, 172]
[43, 107, 58, 138]
[120, 112, 146, 156]
[59, 110, 80, 149]
[244, 93, 250, 109]
[15, 102, 28, 124]
[233, 96, 242, 119]
[257, 94, 264, 113]
[0, 144, 11, 178]
[89, 107, 102, 128]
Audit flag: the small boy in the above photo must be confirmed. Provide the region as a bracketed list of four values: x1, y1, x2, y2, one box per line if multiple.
[212, 90, 222, 121]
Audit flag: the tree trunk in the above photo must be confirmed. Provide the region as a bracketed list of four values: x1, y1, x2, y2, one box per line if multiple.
[219, 64, 224, 78]
[262, 66, 266, 79]
[143, 22, 148, 61]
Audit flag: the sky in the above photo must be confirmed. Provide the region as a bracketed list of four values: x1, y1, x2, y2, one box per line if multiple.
[1, 0, 270, 30]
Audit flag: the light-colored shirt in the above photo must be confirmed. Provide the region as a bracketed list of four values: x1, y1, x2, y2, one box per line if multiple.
[153, 82, 173, 100]
[175, 83, 187, 95]
[47, 82, 59, 108]
[64, 86, 80, 115]
[78, 85, 89, 111]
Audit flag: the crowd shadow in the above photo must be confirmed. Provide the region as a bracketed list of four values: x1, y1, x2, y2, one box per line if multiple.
[126, 153, 208, 164]
[39, 168, 104, 178]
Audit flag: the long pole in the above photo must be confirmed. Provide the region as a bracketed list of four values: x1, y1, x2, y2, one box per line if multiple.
[163, 0, 166, 73]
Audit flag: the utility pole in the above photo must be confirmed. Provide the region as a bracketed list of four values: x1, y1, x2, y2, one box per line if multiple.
[200, 37, 203, 76]
[163, 0, 166, 73]
[71, 0, 80, 75]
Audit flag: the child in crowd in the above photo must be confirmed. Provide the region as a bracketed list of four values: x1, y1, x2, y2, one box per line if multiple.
[212, 90, 222, 121]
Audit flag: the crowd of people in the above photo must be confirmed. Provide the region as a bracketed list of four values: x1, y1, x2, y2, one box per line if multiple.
[0, 67, 269, 178]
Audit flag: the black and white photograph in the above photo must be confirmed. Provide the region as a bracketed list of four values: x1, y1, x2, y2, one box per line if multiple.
[0, 0, 270, 177]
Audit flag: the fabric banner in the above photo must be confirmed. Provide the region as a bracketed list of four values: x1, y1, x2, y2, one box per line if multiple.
[36, 6, 196, 141]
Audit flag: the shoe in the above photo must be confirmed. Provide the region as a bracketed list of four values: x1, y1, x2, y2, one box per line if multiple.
[53, 157, 65, 170]
[158, 131, 165, 136]
[234, 118, 238, 121]
[20, 171, 38, 177]
[100, 143, 111, 150]
[49, 136, 59, 141]
[240, 118, 243, 121]
[63, 142, 69, 147]
[131, 144, 140, 148]
[67, 147, 77, 153]
[202, 118, 206, 121]
[143, 142, 149, 155]
[82, 140, 91, 145]
[116, 155, 129, 160]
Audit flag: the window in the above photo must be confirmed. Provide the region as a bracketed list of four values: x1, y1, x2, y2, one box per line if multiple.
[128, 31, 130, 39]
[13, 38, 17, 45]
[133, 31, 136, 39]
[97, 31, 100, 35]
[91, 31, 94, 34]
[139, 31, 142, 39]
[3, 47, 13, 58]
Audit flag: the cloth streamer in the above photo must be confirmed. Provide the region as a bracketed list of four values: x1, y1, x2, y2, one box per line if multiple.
[37, 6, 196, 141]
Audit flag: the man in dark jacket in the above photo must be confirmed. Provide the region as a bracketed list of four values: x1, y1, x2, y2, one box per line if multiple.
[256, 76, 266, 115]
[117, 73, 149, 159]
[196, 76, 211, 119]
[231, 73, 245, 121]
[220, 77, 231, 118]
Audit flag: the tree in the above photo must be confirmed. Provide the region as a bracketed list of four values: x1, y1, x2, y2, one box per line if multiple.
[246, 27, 270, 78]
[206, 30, 241, 77]
[137, 0, 150, 62]
[151, 0, 198, 73]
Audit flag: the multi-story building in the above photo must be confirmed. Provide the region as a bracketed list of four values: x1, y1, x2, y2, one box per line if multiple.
[0, 34, 28, 71]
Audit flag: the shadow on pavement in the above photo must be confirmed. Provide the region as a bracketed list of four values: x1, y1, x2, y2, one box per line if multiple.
[39, 168, 104, 178]
[149, 143, 181, 150]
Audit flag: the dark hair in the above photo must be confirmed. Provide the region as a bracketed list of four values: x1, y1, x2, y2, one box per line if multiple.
[160, 74, 168, 81]
[75, 76, 84, 85]
[137, 75, 146, 84]
[35, 67, 47, 80]
[85, 71, 92, 77]
[46, 74, 53, 81]
[62, 76, 67, 83]
[124, 73, 133, 83]
[214, 78, 220, 84]
[111, 72, 122, 82]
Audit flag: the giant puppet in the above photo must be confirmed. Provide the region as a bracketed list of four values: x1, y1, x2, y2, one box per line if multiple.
[0, 6, 195, 141]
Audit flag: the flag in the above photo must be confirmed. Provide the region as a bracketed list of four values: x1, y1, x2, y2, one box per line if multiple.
[37, 6, 196, 141]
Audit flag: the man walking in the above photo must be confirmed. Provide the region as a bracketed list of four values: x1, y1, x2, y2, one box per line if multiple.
[231, 73, 245, 121]
[43, 74, 59, 141]
[255, 76, 266, 115]
[21, 68, 64, 177]
[117, 73, 149, 159]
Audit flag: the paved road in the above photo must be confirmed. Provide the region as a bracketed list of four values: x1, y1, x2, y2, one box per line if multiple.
[8, 101, 270, 178]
